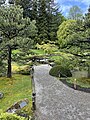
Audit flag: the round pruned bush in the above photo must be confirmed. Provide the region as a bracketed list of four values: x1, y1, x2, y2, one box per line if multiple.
[49, 65, 72, 77]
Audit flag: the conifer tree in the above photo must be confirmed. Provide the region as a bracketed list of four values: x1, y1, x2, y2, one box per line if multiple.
[37, 0, 48, 43]
[9, 0, 65, 43]
[0, 5, 37, 77]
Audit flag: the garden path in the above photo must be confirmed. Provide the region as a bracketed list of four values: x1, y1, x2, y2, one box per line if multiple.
[34, 64, 90, 120]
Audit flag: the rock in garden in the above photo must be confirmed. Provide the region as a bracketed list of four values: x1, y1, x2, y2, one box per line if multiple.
[0, 92, 4, 99]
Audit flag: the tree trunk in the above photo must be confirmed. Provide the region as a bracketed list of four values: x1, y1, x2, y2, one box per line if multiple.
[88, 66, 90, 78]
[7, 45, 12, 78]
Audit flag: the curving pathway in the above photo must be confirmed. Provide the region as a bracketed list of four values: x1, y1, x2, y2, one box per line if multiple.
[34, 64, 90, 120]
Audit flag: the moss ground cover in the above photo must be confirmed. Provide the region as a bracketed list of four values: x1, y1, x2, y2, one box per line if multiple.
[0, 74, 32, 115]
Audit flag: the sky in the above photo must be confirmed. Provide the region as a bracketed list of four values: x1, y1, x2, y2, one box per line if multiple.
[5, 0, 90, 17]
[56, 0, 90, 17]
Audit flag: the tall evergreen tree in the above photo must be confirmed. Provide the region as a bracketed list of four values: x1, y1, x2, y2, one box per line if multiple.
[10, 0, 65, 43]
[0, 5, 37, 77]
[37, 0, 48, 43]
[32, 0, 37, 20]
[12, 0, 33, 18]
[46, 2, 65, 41]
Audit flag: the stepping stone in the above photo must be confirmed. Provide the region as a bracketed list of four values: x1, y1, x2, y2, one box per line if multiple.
[19, 101, 28, 108]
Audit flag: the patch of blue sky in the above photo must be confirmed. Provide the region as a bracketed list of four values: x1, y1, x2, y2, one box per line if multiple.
[56, 0, 89, 17]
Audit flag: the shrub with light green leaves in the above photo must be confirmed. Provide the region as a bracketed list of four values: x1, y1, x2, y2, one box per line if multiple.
[0, 111, 27, 120]
[18, 65, 31, 75]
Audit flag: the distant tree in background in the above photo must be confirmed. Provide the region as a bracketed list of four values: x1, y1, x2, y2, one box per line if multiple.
[68, 5, 83, 20]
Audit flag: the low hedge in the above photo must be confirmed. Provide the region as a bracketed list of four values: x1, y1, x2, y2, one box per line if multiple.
[49, 65, 72, 77]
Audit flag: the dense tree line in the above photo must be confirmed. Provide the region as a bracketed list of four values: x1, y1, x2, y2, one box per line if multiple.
[9, 0, 65, 43]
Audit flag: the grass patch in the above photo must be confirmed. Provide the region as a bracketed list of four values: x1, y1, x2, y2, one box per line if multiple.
[66, 77, 90, 88]
[29, 49, 45, 55]
[60, 77, 90, 88]
[0, 74, 32, 115]
[12, 49, 22, 54]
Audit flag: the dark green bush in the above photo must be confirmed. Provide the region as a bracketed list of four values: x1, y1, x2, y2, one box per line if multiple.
[49, 65, 72, 77]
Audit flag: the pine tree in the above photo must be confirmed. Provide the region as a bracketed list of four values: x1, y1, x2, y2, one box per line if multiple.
[32, 0, 37, 20]
[9, 0, 65, 44]
[37, 0, 48, 43]
[14, 0, 33, 18]
[46, 1, 65, 41]
[0, 5, 37, 77]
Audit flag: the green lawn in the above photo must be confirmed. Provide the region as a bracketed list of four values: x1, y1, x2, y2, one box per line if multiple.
[67, 77, 90, 88]
[0, 74, 32, 115]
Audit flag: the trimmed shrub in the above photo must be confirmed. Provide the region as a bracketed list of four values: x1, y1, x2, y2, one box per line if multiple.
[49, 65, 72, 77]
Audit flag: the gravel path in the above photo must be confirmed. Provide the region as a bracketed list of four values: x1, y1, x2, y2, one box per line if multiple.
[34, 64, 90, 120]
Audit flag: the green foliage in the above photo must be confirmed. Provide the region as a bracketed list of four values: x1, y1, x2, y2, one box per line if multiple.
[57, 8, 90, 77]
[18, 65, 30, 75]
[0, 111, 26, 120]
[49, 65, 72, 77]
[0, 5, 37, 77]
[0, 60, 6, 77]
[29, 49, 45, 55]
[0, 74, 32, 115]
[36, 42, 58, 54]
[68, 5, 83, 20]
[12, 62, 33, 75]
[84, 6, 90, 28]
[57, 20, 76, 47]
[15, 0, 65, 43]
[0, 5, 37, 44]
